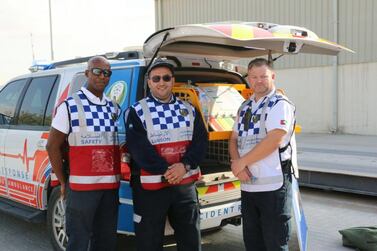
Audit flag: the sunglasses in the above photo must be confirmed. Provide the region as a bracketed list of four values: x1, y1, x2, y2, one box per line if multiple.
[90, 68, 112, 77]
[150, 74, 172, 83]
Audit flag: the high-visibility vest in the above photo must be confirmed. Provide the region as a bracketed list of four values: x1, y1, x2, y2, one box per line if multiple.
[236, 91, 297, 192]
[66, 91, 120, 191]
[135, 97, 200, 190]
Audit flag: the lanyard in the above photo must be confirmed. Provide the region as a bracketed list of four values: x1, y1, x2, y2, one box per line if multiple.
[242, 96, 268, 131]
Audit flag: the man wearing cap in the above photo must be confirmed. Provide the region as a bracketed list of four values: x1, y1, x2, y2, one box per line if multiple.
[47, 56, 121, 251]
[125, 59, 208, 251]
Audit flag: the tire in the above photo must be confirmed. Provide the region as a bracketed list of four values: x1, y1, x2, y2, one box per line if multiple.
[47, 186, 67, 251]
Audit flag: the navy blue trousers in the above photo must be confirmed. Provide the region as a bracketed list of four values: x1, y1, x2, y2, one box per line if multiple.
[132, 178, 201, 251]
[65, 188, 119, 251]
[241, 171, 292, 251]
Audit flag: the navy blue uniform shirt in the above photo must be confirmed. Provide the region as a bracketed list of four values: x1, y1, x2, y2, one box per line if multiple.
[125, 95, 208, 175]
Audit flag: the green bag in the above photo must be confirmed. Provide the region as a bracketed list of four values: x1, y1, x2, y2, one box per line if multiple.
[339, 226, 377, 251]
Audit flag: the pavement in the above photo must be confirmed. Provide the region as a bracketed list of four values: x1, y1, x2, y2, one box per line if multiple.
[296, 133, 377, 178]
[301, 188, 377, 251]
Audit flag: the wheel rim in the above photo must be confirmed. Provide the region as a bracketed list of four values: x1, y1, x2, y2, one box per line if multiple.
[52, 197, 68, 250]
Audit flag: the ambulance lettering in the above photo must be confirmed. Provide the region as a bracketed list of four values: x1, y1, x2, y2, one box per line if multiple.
[0, 132, 50, 208]
[200, 201, 242, 220]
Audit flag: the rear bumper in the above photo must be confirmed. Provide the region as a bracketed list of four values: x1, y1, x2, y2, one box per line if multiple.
[200, 199, 242, 230]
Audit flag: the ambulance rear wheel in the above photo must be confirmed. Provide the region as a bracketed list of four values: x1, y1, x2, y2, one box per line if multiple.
[47, 187, 67, 251]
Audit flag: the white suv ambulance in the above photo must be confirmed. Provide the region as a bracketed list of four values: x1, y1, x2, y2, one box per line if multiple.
[0, 22, 351, 250]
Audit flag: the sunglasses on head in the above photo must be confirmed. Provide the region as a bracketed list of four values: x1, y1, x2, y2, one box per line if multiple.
[90, 68, 112, 77]
[150, 74, 172, 83]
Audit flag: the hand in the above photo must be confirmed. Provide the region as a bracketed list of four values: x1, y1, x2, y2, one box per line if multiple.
[164, 163, 186, 184]
[236, 168, 252, 182]
[60, 183, 66, 200]
[231, 158, 247, 176]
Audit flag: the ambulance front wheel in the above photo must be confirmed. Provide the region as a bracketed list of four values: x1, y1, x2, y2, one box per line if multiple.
[47, 186, 67, 251]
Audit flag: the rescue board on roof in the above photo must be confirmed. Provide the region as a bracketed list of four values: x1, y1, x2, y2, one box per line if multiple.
[143, 21, 353, 60]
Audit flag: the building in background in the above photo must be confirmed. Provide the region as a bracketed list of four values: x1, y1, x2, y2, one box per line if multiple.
[154, 0, 377, 135]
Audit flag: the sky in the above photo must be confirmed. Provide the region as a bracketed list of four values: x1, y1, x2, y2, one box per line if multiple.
[0, 0, 155, 85]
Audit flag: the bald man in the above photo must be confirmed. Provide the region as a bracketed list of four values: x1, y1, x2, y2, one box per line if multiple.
[47, 56, 121, 251]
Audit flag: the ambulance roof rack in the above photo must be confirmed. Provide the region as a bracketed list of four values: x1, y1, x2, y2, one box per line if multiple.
[29, 50, 143, 72]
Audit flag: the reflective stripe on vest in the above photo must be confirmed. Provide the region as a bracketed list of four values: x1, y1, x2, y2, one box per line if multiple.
[237, 92, 288, 192]
[50, 172, 59, 187]
[138, 98, 200, 190]
[69, 174, 120, 184]
[140, 168, 200, 190]
[67, 92, 120, 191]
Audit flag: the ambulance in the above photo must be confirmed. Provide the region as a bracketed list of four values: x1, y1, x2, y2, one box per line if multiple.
[0, 22, 351, 250]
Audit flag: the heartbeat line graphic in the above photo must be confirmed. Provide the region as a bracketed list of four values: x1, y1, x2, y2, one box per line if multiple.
[0, 139, 36, 172]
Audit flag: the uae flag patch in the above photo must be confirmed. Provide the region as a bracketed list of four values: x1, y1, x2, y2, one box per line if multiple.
[280, 120, 287, 125]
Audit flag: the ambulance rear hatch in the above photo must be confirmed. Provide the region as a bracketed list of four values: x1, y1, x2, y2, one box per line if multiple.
[143, 21, 353, 61]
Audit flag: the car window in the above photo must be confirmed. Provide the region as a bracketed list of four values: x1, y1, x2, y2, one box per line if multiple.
[18, 76, 57, 126]
[0, 79, 28, 125]
[44, 77, 59, 126]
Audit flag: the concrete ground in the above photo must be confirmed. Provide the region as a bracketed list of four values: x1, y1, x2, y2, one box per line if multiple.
[300, 188, 377, 251]
[296, 133, 377, 178]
